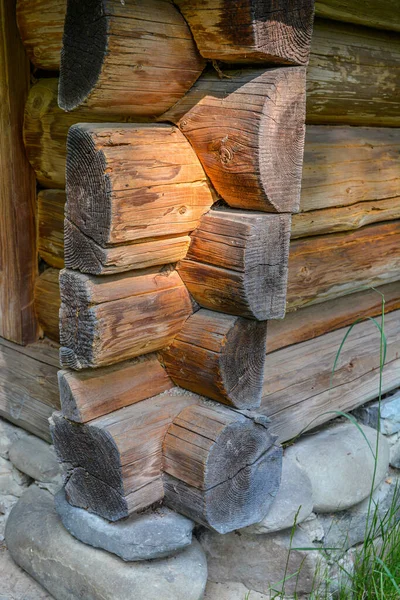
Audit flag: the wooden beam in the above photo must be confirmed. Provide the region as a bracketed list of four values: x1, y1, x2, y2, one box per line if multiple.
[267, 282, 400, 354]
[162, 66, 306, 213]
[34, 269, 61, 343]
[38, 190, 66, 269]
[58, 356, 173, 423]
[315, 0, 400, 33]
[161, 309, 267, 409]
[307, 19, 400, 126]
[300, 126, 400, 212]
[0, 0, 38, 344]
[178, 210, 291, 320]
[163, 403, 282, 533]
[173, 0, 314, 65]
[287, 221, 400, 310]
[59, 267, 193, 370]
[51, 391, 201, 520]
[16, 0, 66, 70]
[58, 0, 205, 116]
[261, 310, 400, 443]
[64, 123, 214, 274]
[0, 337, 60, 441]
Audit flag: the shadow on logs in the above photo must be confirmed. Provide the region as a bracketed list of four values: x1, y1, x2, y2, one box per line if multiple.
[58, 0, 205, 116]
[162, 67, 307, 213]
[163, 403, 282, 533]
[161, 309, 267, 409]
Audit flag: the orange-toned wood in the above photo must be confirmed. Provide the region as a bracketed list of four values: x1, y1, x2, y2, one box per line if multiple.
[38, 190, 66, 269]
[34, 269, 61, 342]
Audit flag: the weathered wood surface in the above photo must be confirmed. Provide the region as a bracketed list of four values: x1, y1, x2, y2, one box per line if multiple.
[59, 355, 173, 423]
[173, 0, 314, 65]
[24, 79, 128, 188]
[163, 403, 282, 533]
[292, 198, 400, 239]
[261, 310, 400, 443]
[300, 126, 400, 212]
[267, 282, 400, 354]
[59, 267, 193, 370]
[315, 0, 400, 33]
[162, 67, 306, 213]
[161, 309, 267, 409]
[0, 337, 60, 441]
[178, 210, 291, 320]
[59, 0, 205, 116]
[34, 269, 61, 343]
[16, 0, 66, 70]
[287, 221, 400, 310]
[307, 19, 400, 126]
[65, 123, 214, 274]
[51, 391, 200, 520]
[0, 0, 38, 344]
[38, 190, 65, 269]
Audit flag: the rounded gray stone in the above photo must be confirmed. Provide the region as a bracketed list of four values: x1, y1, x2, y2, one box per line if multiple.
[55, 487, 194, 561]
[285, 422, 389, 512]
[8, 437, 62, 485]
[243, 455, 314, 534]
[5, 486, 208, 600]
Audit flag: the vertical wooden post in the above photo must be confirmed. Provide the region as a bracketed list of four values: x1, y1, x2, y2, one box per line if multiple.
[0, 0, 38, 343]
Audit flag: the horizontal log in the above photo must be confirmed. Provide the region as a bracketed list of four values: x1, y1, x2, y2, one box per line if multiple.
[173, 0, 314, 65]
[267, 282, 400, 354]
[315, 0, 400, 33]
[287, 221, 400, 310]
[58, 355, 173, 423]
[59, 0, 205, 116]
[38, 190, 65, 268]
[300, 126, 400, 212]
[292, 198, 400, 239]
[307, 19, 400, 126]
[260, 309, 400, 443]
[64, 221, 191, 275]
[178, 210, 291, 320]
[51, 391, 201, 520]
[162, 66, 306, 213]
[0, 337, 60, 441]
[16, 0, 66, 70]
[34, 269, 61, 342]
[23, 79, 129, 188]
[163, 403, 282, 533]
[66, 124, 214, 246]
[161, 309, 267, 409]
[59, 267, 193, 370]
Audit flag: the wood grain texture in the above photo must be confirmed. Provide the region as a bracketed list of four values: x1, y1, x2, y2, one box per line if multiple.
[162, 66, 306, 213]
[64, 123, 214, 273]
[59, 0, 205, 116]
[51, 390, 201, 520]
[178, 210, 291, 320]
[173, 0, 314, 65]
[161, 309, 267, 409]
[0, 0, 38, 344]
[315, 0, 400, 33]
[261, 310, 400, 443]
[34, 269, 61, 343]
[16, 0, 66, 70]
[163, 403, 282, 533]
[300, 126, 400, 212]
[0, 337, 60, 441]
[38, 190, 66, 269]
[23, 79, 129, 188]
[307, 19, 400, 126]
[267, 282, 400, 354]
[287, 221, 400, 310]
[59, 267, 193, 370]
[59, 355, 173, 423]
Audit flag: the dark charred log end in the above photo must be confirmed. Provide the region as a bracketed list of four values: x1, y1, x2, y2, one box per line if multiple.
[59, 0, 107, 111]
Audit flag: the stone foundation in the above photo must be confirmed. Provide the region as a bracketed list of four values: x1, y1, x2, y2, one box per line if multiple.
[1, 390, 399, 600]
